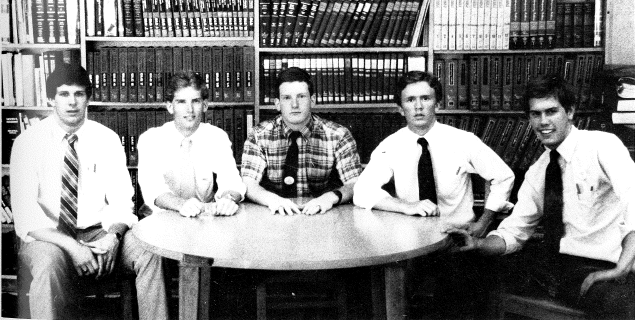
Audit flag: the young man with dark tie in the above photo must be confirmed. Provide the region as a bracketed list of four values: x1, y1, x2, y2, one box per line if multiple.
[137, 71, 245, 217]
[241, 67, 362, 215]
[10, 63, 168, 319]
[449, 74, 635, 318]
[353, 70, 515, 318]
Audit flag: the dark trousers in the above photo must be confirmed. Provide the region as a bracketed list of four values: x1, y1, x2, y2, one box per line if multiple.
[501, 241, 635, 320]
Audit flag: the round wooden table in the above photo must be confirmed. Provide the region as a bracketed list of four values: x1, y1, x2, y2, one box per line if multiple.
[133, 202, 450, 320]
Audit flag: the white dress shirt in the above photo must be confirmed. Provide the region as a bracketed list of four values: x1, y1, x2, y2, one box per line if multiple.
[490, 127, 635, 263]
[11, 117, 137, 242]
[354, 122, 514, 225]
[137, 121, 246, 212]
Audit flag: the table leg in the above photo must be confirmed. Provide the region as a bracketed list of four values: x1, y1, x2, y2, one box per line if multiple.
[179, 255, 213, 320]
[384, 261, 407, 320]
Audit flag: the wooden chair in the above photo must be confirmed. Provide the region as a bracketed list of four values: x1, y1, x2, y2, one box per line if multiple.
[497, 293, 587, 320]
[256, 271, 347, 320]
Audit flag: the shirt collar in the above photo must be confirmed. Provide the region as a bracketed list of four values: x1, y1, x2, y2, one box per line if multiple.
[405, 121, 440, 142]
[278, 114, 316, 141]
[554, 125, 578, 164]
[51, 117, 86, 143]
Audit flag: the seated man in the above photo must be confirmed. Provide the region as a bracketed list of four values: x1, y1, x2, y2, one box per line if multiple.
[138, 71, 245, 217]
[353, 71, 515, 318]
[11, 63, 167, 319]
[241, 67, 362, 215]
[450, 74, 635, 318]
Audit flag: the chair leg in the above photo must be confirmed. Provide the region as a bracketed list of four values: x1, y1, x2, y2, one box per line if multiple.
[256, 283, 266, 320]
[121, 277, 136, 320]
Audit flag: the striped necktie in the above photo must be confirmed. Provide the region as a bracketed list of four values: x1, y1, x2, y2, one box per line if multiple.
[59, 133, 79, 238]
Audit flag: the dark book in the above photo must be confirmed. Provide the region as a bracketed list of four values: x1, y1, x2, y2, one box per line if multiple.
[494, 117, 517, 156]
[572, 53, 586, 106]
[127, 111, 138, 166]
[400, 0, 420, 46]
[385, 0, 407, 47]
[510, 0, 521, 49]
[45, 0, 57, 42]
[259, 0, 271, 46]
[562, 2, 573, 47]
[545, 0, 556, 48]
[155, 47, 164, 102]
[123, 0, 135, 36]
[146, 47, 156, 102]
[536, 0, 547, 48]
[501, 118, 529, 165]
[318, 0, 343, 46]
[291, 0, 311, 46]
[233, 46, 244, 101]
[479, 55, 491, 111]
[372, 0, 394, 46]
[519, 0, 530, 49]
[234, 108, 246, 162]
[172, 0, 184, 37]
[469, 55, 480, 110]
[490, 55, 503, 110]
[306, 0, 330, 46]
[281, 0, 300, 47]
[223, 108, 235, 152]
[352, 0, 375, 46]
[528, 0, 539, 48]
[480, 116, 498, 145]
[342, 1, 364, 46]
[502, 55, 513, 111]
[445, 58, 458, 110]
[92, 51, 102, 101]
[137, 47, 147, 102]
[300, 0, 320, 46]
[128, 48, 138, 103]
[572, 2, 583, 47]
[273, 0, 288, 46]
[512, 55, 525, 111]
[433, 58, 445, 109]
[202, 46, 212, 96]
[55, 0, 68, 43]
[244, 46, 255, 102]
[554, 1, 564, 47]
[33, 0, 46, 43]
[132, 0, 145, 36]
[582, 0, 593, 47]
[457, 58, 469, 109]
[334, 0, 357, 46]
[211, 46, 222, 101]
[182, 46, 192, 73]
[523, 55, 535, 95]
[101, 47, 110, 101]
[577, 53, 594, 110]
[192, 46, 203, 75]
[119, 48, 128, 102]
[222, 47, 234, 102]
[362, 0, 387, 47]
[163, 46, 173, 100]
[116, 111, 129, 163]
[109, 48, 120, 102]
[95, 0, 104, 36]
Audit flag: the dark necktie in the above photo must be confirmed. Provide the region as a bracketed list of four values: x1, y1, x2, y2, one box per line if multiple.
[543, 150, 565, 253]
[417, 138, 437, 203]
[282, 131, 301, 197]
[59, 134, 79, 238]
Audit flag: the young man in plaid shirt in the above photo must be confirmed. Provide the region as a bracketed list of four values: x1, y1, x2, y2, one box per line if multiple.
[241, 67, 362, 215]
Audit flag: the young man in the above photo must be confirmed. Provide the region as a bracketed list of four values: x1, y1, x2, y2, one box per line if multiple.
[10, 63, 168, 319]
[241, 67, 362, 215]
[353, 70, 515, 318]
[138, 71, 245, 217]
[449, 74, 635, 318]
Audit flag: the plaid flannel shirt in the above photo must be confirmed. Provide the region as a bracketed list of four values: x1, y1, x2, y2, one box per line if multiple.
[241, 114, 362, 197]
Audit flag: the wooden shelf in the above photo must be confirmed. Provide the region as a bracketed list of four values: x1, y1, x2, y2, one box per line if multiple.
[434, 47, 605, 55]
[85, 37, 253, 47]
[1, 43, 81, 53]
[259, 47, 429, 54]
[0, 106, 51, 111]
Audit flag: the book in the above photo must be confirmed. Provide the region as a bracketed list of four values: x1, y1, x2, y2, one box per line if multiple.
[512, 54, 525, 111]
[137, 47, 147, 102]
[457, 58, 469, 109]
[291, 0, 311, 46]
[519, 0, 530, 48]
[528, 0, 538, 48]
[155, 46, 164, 102]
[433, 58, 445, 108]
[501, 55, 513, 110]
[109, 47, 119, 102]
[233, 46, 244, 101]
[259, 0, 271, 46]
[300, 0, 319, 45]
[509, 0, 520, 48]
[306, 0, 330, 46]
[572, 2, 583, 47]
[119, 48, 128, 102]
[222, 46, 234, 102]
[582, 0, 593, 47]
[501, 118, 528, 164]
[146, 47, 156, 102]
[244, 46, 255, 102]
[479, 55, 490, 110]
[445, 58, 458, 109]
[335, 0, 357, 46]
[469, 55, 479, 110]
[212, 46, 223, 101]
[281, 0, 299, 46]
[490, 55, 502, 110]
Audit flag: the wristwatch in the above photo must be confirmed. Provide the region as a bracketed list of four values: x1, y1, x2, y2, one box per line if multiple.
[332, 190, 343, 205]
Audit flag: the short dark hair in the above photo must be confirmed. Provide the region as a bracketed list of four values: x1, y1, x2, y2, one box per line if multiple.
[394, 71, 443, 106]
[46, 63, 92, 99]
[275, 67, 314, 98]
[523, 74, 576, 113]
[165, 71, 209, 102]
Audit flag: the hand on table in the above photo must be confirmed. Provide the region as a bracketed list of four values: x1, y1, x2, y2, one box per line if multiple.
[301, 196, 334, 215]
[213, 198, 240, 216]
[403, 199, 439, 217]
[179, 198, 204, 217]
[267, 197, 302, 215]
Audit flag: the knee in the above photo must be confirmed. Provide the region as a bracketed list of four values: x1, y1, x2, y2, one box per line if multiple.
[22, 242, 70, 280]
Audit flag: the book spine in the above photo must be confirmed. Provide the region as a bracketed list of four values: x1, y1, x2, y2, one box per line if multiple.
[469, 55, 479, 110]
[457, 58, 469, 109]
[300, 0, 319, 46]
[582, 0, 593, 47]
[123, 0, 134, 36]
[56, 0, 67, 43]
[137, 47, 147, 102]
[572, 2, 583, 47]
[119, 48, 128, 102]
[291, 0, 311, 46]
[445, 58, 458, 109]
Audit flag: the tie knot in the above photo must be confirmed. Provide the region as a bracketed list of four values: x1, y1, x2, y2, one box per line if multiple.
[289, 131, 302, 142]
[66, 134, 78, 145]
[550, 150, 560, 163]
[417, 137, 428, 148]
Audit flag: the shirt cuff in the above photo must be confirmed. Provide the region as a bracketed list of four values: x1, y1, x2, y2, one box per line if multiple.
[484, 197, 514, 214]
[353, 188, 392, 210]
[487, 230, 520, 255]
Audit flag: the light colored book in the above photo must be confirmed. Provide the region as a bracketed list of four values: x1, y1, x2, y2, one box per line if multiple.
[501, 0, 511, 49]
[448, 0, 457, 50]
[476, 0, 484, 50]
[456, 0, 465, 50]
[67, 0, 79, 43]
[617, 100, 635, 112]
[441, 0, 449, 50]
[612, 112, 635, 124]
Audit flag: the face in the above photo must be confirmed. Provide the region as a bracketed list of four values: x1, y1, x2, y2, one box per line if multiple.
[399, 81, 439, 135]
[528, 96, 574, 149]
[276, 81, 314, 129]
[52, 84, 89, 132]
[167, 86, 207, 136]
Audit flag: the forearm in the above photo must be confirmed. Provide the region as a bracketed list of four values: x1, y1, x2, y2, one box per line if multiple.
[616, 231, 635, 275]
[372, 196, 415, 214]
[244, 178, 285, 207]
[154, 192, 195, 212]
[28, 228, 82, 254]
[474, 235, 507, 256]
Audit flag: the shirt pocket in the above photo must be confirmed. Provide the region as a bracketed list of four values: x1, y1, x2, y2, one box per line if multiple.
[575, 170, 599, 210]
